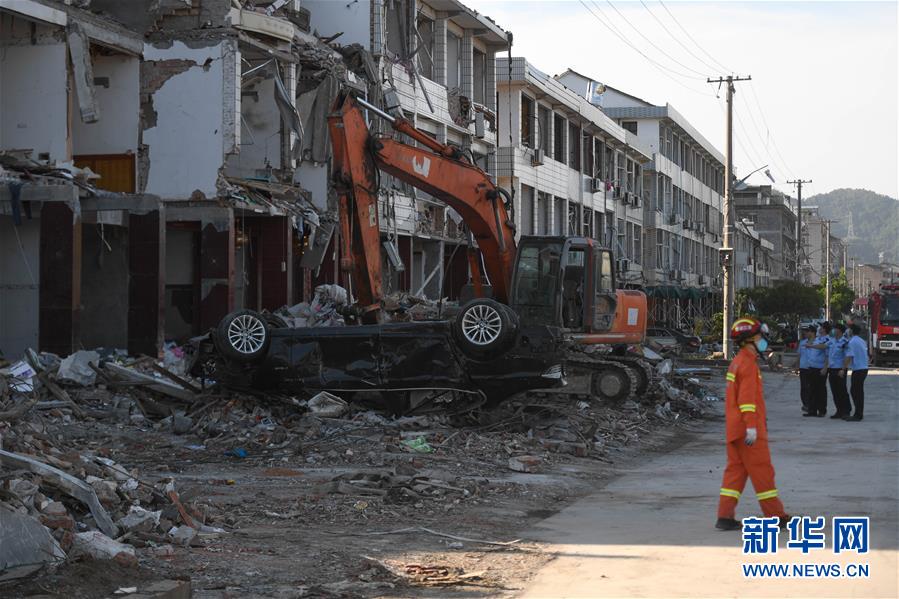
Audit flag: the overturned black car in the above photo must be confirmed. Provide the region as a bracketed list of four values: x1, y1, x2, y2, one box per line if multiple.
[193, 299, 566, 413]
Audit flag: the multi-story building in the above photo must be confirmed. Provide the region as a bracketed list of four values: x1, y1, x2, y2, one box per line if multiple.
[733, 184, 798, 284]
[800, 206, 846, 285]
[734, 219, 774, 290]
[854, 262, 899, 296]
[493, 58, 651, 285]
[556, 70, 725, 327]
[305, 0, 509, 300]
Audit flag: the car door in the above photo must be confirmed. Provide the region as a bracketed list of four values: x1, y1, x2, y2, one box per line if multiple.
[285, 325, 382, 390]
[377, 321, 467, 389]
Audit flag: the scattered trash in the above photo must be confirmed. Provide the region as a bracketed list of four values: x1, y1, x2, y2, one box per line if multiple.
[307, 391, 349, 418]
[401, 437, 434, 453]
[226, 447, 249, 459]
[56, 350, 100, 386]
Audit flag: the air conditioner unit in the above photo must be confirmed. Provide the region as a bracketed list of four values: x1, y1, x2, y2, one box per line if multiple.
[697, 223, 705, 234]
[683, 220, 692, 231]
[614, 185, 622, 199]
[589, 177, 603, 193]
[531, 148, 545, 166]
[632, 196, 641, 208]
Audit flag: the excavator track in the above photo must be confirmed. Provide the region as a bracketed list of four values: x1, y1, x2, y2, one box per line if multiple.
[604, 355, 656, 398]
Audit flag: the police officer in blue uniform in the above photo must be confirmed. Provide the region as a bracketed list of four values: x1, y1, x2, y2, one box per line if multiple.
[803, 324, 830, 417]
[827, 322, 851, 418]
[841, 323, 869, 421]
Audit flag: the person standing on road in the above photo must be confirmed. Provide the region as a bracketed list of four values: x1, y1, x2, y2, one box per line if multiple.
[716, 318, 791, 531]
[827, 323, 851, 418]
[841, 323, 869, 421]
[803, 325, 830, 417]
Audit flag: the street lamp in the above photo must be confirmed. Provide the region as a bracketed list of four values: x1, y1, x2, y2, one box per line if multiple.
[733, 165, 776, 190]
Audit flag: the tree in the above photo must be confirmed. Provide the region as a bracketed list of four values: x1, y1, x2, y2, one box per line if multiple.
[737, 281, 819, 321]
[818, 269, 854, 319]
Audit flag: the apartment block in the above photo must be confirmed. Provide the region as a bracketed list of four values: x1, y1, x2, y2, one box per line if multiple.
[494, 58, 652, 285]
[734, 219, 775, 290]
[733, 184, 798, 283]
[557, 71, 725, 327]
[305, 0, 509, 300]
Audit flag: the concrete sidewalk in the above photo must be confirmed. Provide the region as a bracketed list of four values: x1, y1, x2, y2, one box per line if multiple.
[520, 369, 899, 598]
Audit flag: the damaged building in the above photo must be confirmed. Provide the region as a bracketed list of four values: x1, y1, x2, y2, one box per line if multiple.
[1, 0, 514, 359]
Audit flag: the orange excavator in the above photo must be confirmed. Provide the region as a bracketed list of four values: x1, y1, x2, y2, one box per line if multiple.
[327, 91, 652, 401]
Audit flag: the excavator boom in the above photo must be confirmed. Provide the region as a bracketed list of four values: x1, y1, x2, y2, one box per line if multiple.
[327, 92, 517, 314]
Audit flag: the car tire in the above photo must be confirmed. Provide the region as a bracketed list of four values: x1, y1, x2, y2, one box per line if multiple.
[452, 298, 518, 359]
[214, 310, 271, 362]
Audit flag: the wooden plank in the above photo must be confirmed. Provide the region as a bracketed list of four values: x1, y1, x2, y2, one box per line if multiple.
[103, 363, 195, 402]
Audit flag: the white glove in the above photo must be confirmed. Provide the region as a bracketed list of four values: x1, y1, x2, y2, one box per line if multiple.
[745, 428, 758, 446]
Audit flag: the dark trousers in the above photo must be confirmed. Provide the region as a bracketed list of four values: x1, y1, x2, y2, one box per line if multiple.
[828, 369, 851, 415]
[799, 368, 813, 412]
[809, 369, 828, 415]
[849, 369, 868, 418]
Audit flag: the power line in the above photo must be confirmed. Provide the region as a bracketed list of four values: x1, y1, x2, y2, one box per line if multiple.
[747, 81, 796, 180]
[577, 0, 714, 97]
[657, 0, 733, 74]
[638, 0, 720, 75]
[605, 0, 708, 78]
[738, 85, 794, 182]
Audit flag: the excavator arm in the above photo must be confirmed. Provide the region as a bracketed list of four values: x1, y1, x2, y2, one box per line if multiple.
[327, 91, 517, 319]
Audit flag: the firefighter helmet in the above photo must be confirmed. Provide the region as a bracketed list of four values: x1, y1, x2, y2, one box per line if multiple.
[730, 317, 768, 343]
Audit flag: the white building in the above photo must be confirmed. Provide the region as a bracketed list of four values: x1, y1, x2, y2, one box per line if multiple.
[494, 58, 652, 285]
[801, 206, 846, 286]
[305, 0, 509, 300]
[557, 71, 726, 327]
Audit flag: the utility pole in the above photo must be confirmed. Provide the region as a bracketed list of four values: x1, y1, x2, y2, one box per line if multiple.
[825, 220, 832, 321]
[788, 178, 812, 283]
[709, 74, 751, 357]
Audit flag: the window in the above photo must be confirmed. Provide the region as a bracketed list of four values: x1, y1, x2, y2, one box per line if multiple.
[616, 218, 625, 256]
[568, 202, 580, 235]
[568, 121, 580, 171]
[583, 133, 594, 177]
[472, 48, 486, 104]
[594, 210, 604, 241]
[416, 15, 435, 80]
[622, 121, 637, 134]
[537, 192, 551, 235]
[672, 133, 680, 165]
[656, 229, 664, 269]
[582, 207, 593, 238]
[538, 105, 551, 153]
[594, 138, 605, 179]
[665, 126, 673, 159]
[597, 250, 614, 293]
[521, 94, 535, 148]
[520, 185, 535, 235]
[634, 224, 642, 264]
[626, 222, 634, 259]
[446, 31, 461, 89]
[553, 114, 566, 164]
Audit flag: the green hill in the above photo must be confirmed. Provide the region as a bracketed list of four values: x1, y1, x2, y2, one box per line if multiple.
[806, 188, 899, 263]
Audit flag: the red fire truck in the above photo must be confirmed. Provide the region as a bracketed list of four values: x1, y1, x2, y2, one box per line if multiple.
[870, 284, 899, 366]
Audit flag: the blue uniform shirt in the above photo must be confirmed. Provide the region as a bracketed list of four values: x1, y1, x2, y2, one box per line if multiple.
[799, 338, 812, 368]
[806, 335, 829, 369]
[847, 335, 869, 371]
[828, 335, 849, 369]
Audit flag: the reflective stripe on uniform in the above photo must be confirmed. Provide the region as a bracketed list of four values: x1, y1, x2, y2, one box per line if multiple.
[739, 404, 756, 412]
[734, 318, 756, 328]
[720, 488, 741, 499]
[726, 372, 736, 382]
[756, 489, 778, 501]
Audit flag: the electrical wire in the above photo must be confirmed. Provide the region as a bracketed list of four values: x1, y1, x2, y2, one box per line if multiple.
[605, 0, 708, 78]
[578, 0, 714, 97]
[657, 0, 733, 75]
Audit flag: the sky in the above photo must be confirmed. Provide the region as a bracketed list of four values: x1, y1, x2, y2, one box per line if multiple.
[466, 0, 898, 199]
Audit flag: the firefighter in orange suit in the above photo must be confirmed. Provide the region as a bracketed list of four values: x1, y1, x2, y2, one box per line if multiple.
[716, 318, 792, 531]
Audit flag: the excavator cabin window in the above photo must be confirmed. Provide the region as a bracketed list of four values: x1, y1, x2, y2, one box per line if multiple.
[510, 242, 562, 326]
[561, 248, 586, 329]
[593, 250, 616, 331]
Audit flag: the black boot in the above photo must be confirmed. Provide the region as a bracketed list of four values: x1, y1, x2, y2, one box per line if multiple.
[716, 518, 742, 531]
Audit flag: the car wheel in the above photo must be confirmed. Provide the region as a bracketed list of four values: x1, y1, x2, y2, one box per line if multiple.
[214, 310, 271, 362]
[452, 298, 518, 358]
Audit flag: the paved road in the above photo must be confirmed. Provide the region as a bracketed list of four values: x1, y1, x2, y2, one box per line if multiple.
[520, 368, 899, 598]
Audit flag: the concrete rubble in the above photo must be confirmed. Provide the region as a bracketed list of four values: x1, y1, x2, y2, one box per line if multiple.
[0, 337, 717, 593]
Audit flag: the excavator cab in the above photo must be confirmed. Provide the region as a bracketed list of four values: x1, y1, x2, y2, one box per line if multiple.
[510, 236, 618, 334]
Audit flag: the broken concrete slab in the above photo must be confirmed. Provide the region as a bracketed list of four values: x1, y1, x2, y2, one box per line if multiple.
[66, 21, 100, 123]
[72, 531, 137, 567]
[307, 391, 348, 418]
[0, 449, 119, 538]
[0, 508, 66, 582]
